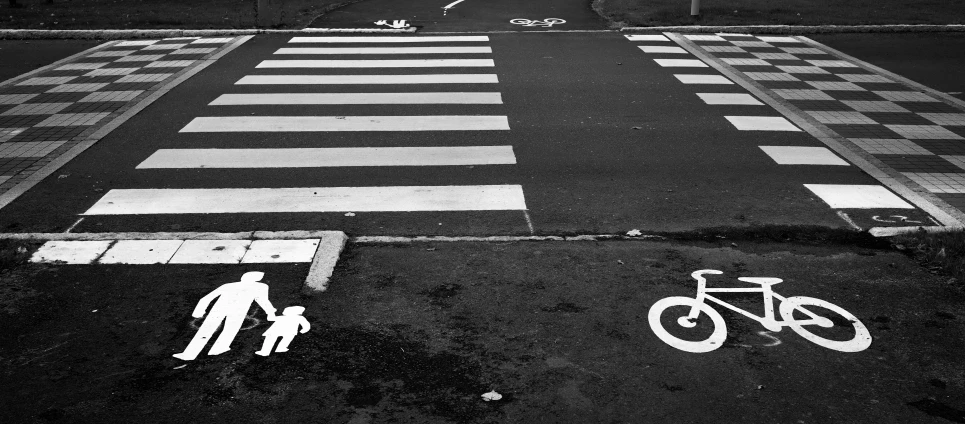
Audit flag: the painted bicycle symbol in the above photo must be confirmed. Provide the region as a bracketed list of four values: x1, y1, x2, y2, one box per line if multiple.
[510, 18, 566, 27]
[872, 215, 921, 224]
[648, 270, 872, 353]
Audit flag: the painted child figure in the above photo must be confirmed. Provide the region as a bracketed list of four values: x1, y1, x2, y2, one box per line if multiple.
[255, 306, 311, 356]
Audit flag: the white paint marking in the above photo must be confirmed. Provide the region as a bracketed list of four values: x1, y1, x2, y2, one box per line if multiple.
[257, 59, 494, 68]
[758, 146, 849, 165]
[180, 116, 510, 132]
[241, 239, 319, 263]
[836, 211, 863, 231]
[274, 46, 492, 54]
[625, 34, 670, 41]
[674, 74, 733, 84]
[137, 146, 517, 168]
[653, 59, 708, 68]
[696, 93, 763, 105]
[443, 0, 467, 10]
[639, 46, 688, 54]
[31, 240, 112, 264]
[98, 240, 184, 264]
[290, 36, 489, 43]
[209, 92, 502, 105]
[523, 210, 535, 235]
[168, 240, 251, 264]
[64, 217, 84, 233]
[725, 116, 801, 131]
[804, 184, 914, 209]
[83, 185, 528, 214]
[235, 74, 499, 85]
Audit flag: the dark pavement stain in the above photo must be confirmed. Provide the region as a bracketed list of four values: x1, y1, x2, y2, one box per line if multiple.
[908, 398, 965, 423]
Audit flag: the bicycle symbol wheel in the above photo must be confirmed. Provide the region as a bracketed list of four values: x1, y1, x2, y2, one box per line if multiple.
[779, 296, 872, 352]
[543, 18, 566, 26]
[509, 18, 533, 25]
[648, 296, 727, 353]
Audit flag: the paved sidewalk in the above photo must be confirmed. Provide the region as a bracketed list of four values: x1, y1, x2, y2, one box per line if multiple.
[638, 32, 965, 225]
[0, 36, 243, 198]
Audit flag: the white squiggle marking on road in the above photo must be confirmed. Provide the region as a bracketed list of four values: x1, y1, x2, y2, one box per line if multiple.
[836, 211, 862, 231]
[757, 331, 782, 347]
[443, 0, 466, 15]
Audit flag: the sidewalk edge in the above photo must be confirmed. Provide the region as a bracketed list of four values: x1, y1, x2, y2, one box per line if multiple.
[0, 28, 417, 40]
[305, 232, 349, 293]
[623, 24, 965, 34]
[0, 35, 254, 211]
[666, 32, 965, 229]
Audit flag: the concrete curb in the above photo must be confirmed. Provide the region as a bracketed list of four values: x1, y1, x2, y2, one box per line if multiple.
[306, 232, 349, 293]
[0, 28, 417, 40]
[868, 226, 961, 237]
[622, 24, 965, 34]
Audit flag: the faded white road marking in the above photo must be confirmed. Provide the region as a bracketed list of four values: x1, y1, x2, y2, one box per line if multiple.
[137, 146, 517, 168]
[83, 185, 528, 214]
[624, 34, 670, 42]
[674, 74, 733, 84]
[209, 92, 502, 105]
[638, 46, 688, 54]
[696, 93, 762, 105]
[180, 116, 510, 132]
[759, 146, 849, 165]
[256, 59, 494, 68]
[290, 36, 489, 43]
[653, 59, 707, 68]
[235, 74, 499, 84]
[275, 46, 492, 54]
[725, 116, 801, 131]
[804, 184, 914, 209]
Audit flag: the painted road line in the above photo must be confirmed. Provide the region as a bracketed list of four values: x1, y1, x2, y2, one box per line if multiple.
[653, 59, 708, 68]
[208, 92, 503, 105]
[168, 240, 251, 264]
[625, 34, 670, 42]
[290, 36, 490, 43]
[674, 74, 733, 84]
[274, 47, 492, 54]
[99, 240, 184, 264]
[137, 146, 517, 168]
[256, 59, 495, 68]
[638, 46, 688, 54]
[758, 146, 850, 165]
[180, 116, 510, 132]
[804, 184, 914, 209]
[725, 116, 801, 131]
[30, 240, 112, 264]
[235, 74, 499, 85]
[82, 185, 528, 214]
[696, 93, 763, 105]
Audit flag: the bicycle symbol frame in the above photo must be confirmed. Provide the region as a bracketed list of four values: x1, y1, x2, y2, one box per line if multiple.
[510, 18, 566, 27]
[648, 270, 872, 353]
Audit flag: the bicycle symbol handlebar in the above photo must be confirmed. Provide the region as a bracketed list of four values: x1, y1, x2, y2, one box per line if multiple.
[510, 18, 566, 27]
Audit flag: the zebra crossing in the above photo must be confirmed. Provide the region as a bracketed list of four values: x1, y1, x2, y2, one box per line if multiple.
[80, 36, 528, 221]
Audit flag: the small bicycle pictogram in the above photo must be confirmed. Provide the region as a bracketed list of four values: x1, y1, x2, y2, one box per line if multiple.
[509, 18, 566, 27]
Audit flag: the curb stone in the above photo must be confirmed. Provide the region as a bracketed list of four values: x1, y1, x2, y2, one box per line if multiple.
[621, 24, 965, 34]
[0, 28, 417, 40]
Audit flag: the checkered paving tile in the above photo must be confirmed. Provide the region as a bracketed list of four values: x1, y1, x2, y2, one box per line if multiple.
[677, 32, 965, 209]
[0, 36, 239, 195]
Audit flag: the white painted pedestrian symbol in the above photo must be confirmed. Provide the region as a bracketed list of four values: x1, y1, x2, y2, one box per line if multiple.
[510, 18, 566, 27]
[648, 270, 872, 353]
[374, 19, 410, 29]
[255, 306, 311, 356]
[173, 271, 277, 361]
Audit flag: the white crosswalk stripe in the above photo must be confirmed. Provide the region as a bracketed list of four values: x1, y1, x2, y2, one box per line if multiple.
[86, 36, 529, 225]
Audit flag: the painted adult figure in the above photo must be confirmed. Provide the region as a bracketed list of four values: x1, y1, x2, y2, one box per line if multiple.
[173, 271, 277, 361]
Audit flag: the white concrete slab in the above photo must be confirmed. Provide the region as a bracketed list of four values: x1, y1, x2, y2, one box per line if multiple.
[180, 116, 510, 132]
[696, 93, 763, 105]
[289, 36, 489, 43]
[725, 116, 801, 131]
[757, 36, 801, 43]
[804, 184, 914, 209]
[274, 47, 492, 54]
[136, 146, 517, 168]
[31, 240, 111, 264]
[209, 92, 503, 105]
[83, 185, 528, 214]
[654, 59, 708, 67]
[674, 74, 733, 84]
[98, 240, 184, 264]
[639, 46, 688, 54]
[758, 146, 850, 165]
[167, 240, 251, 264]
[241, 239, 319, 263]
[235, 74, 499, 84]
[625, 35, 670, 41]
[256, 59, 495, 68]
